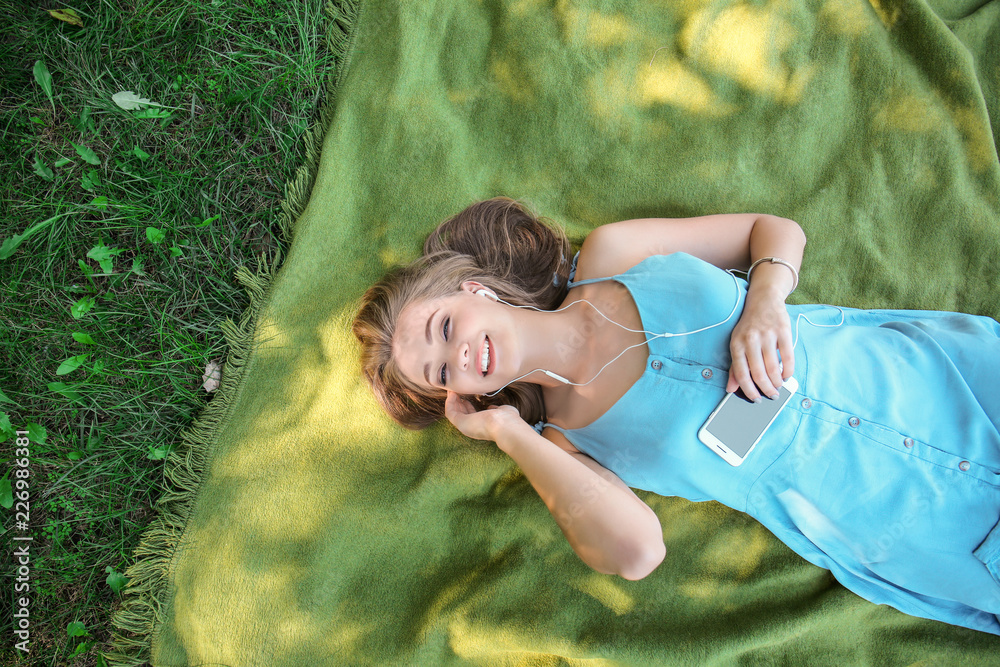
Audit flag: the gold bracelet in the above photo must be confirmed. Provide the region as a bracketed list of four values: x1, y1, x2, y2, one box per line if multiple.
[746, 257, 799, 294]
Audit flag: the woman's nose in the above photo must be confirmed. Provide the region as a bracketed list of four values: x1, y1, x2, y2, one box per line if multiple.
[453, 341, 470, 371]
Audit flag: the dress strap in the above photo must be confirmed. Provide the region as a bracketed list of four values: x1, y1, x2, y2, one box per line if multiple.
[566, 250, 617, 289]
[567, 250, 580, 282]
[533, 420, 568, 435]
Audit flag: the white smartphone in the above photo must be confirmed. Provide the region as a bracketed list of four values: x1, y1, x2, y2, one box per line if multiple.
[698, 377, 799, 466]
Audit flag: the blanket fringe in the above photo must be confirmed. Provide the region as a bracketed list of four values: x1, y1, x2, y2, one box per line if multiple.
[104, 2, 361, 665]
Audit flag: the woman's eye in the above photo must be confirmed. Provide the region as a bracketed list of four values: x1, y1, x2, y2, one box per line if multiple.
[443, 317, 450, 341]
[440, 364, 447, 386]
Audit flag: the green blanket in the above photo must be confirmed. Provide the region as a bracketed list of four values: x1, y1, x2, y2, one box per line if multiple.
[110, 0, 1000, 664]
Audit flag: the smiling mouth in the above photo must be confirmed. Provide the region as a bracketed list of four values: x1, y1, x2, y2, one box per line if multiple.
[480, 336, 492, 377]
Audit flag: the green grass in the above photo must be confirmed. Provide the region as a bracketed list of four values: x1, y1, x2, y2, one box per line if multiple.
[0, 0, 336, 664]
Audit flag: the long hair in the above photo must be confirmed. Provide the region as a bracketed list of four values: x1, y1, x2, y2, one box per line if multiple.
[353, 197, 573, 429]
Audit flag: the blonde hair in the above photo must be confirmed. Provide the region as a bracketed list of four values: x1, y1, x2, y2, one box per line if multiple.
[353, 197, 573, 429]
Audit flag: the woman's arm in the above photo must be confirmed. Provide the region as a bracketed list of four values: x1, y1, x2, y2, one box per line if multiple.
[575, 214, 806, 400]
[445, 393, 665, 580]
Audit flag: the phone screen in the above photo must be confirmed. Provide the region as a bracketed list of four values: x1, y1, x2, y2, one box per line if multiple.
[704, 384, 795, 458]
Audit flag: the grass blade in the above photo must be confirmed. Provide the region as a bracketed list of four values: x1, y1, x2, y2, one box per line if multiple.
[0, 213, 70, 260]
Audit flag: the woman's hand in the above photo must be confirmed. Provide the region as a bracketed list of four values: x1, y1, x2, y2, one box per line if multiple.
[444, 391, 523, 442]
[726, 285, 794, 401]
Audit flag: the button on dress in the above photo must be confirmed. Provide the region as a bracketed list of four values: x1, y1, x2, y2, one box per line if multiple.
[540, 252, 1000, 635]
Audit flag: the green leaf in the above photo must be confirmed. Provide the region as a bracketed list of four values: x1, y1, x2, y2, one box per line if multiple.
[70, 141, 101, 165]
[195, 214, 220, 227]
[147, 443, 175, 460]
[33, 155, 54, 181]
[169, 246, 183, 257]
[70, 295, 96, 318]
[78, 258, 94, 278]
[145, 227, 166, 244]
[133, 108, 172, 120]
[81, 169, 102, 192]
[131, 255, 146, 275]
[72, 331, 96, 345]
[72, 106, 95, 134]
[54, 156, 72, 167]
[25, 422, 47, 445]
[0, 213, 68, 260]
[48, 382, 83, 402]
[83, 106, 96, 133]
[132, 146, 151, 161]
[97, 652, 109, 667]
[105, 566, 129, 594]
[90, 196, 109, 211]
[56, 354, 89, 376]
[33, 61, 54, 109]
[0, 476, 12, 509]
[67, 450, 83, 461]
[87, 239, 123, 273]
[0, 388, 16, 405]
[0, 413, 14, 437]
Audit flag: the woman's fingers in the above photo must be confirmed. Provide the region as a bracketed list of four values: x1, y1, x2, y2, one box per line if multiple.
[730, 336, 787, 400]
[745, 346, 776, 399]
[444, 391, 472, 422]
[726, 366, 740, 393]
[445, 392, 483, 439]
[728, 351, 761, 401]
[445, 391, 514, 441]
[727, 293, 797, 400]
[777, 327, 795, 380]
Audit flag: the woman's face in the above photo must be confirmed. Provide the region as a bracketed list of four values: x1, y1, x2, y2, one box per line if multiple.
[392, 281, 514, 396]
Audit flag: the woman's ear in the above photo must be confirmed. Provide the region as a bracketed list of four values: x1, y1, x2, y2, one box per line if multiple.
[459, 280, 486, 294]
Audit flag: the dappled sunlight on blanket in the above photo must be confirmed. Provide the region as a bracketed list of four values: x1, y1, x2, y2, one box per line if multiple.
[638, 55, 737, 116]
[872, 92, 948, 133]
[820, 0, 876, 34]
[951, 103, 998, 172]
[172, 535, 375, 660]
[680, 3, 813, 104]
[698, 523, 772, 579]
[449, 616, 591, 665]
[571, 573, 637, 615]
[553, 0, 636, 47]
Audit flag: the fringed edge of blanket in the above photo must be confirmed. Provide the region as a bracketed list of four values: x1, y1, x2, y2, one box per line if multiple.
[104, 2, 361, 665]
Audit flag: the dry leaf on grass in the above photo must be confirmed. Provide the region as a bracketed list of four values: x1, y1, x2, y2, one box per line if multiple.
[47, 8, 84, 27]
[202, 360, 221, 392]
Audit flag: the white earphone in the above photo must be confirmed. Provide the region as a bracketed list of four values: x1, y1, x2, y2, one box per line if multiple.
[475, 289, 498, 301]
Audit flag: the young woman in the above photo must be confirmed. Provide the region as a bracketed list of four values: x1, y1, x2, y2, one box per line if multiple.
[353, 197, 1000, 635]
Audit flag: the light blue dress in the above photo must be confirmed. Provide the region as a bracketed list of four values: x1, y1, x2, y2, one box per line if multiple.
[538, 252, 1000, 635]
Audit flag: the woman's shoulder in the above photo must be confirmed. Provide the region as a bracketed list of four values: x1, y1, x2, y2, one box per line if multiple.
[572, 222, 636, 284]
[574, 226, 701, 286]
[572, 219, 699, 283]
[573, 212, 775, 283]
